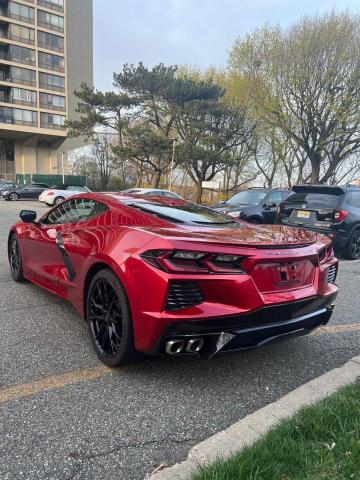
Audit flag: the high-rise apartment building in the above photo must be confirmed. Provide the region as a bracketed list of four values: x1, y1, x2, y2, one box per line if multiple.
[0, 0, 93, 180]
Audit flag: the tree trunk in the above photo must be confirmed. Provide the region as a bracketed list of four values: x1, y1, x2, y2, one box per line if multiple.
[153, 170, 161, 188]
[309, 152, 321, 184]
[196, 182, 203, 204]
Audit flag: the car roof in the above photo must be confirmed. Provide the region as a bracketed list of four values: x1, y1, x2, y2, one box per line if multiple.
[292, 185, 359, 195]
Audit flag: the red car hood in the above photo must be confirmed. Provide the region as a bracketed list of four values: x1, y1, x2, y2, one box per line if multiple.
[137, 224, 322, 248]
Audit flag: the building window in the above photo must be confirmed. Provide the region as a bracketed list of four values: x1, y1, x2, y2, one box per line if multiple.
[8, 45, 36, 66]
[40, 112, 66, 130]
[39, 92, 65, 111]
[4, 66, 37, 86]
[37, 10, 64, 33]
[39, 72, 65, 91]
[38, 31, 64, 53]
[38, 0, 64, 13]
[38, 51, 65, 72]
[0, 106, 37, 126]
[7, 2, 35, 24]
[11, 87, 37, 106]
[9, 24, 35, 45]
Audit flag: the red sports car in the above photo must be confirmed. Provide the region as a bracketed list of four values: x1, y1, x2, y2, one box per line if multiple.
[8, 193, 338, 366]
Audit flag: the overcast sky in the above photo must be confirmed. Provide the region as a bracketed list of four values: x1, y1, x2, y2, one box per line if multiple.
[93, 0, 359, 91]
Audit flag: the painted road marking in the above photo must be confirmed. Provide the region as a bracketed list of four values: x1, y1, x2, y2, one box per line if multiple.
[312, 323, 360, 335]
[0, 323, 359, 405]
[0, 366, 111, 404]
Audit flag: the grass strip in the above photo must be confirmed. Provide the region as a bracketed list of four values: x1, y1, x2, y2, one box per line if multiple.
[193, 381, 360, 480]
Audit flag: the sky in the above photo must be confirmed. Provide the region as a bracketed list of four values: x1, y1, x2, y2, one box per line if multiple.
[93, 0, 360, 92]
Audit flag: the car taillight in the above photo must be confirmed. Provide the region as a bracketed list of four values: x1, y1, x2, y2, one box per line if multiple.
[141, 250, 246, 274]
[319, 244, 335, 264]
[334, 210, 349, 222]
[47, 192, 55, 196]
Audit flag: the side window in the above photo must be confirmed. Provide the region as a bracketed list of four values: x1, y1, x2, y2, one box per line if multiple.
[348, 192, 360, 208]
[45, 199, 108, 225]
[267, 192, 283, 206]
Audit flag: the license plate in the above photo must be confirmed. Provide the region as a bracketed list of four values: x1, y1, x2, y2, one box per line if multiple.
[297, 210, 311, 219]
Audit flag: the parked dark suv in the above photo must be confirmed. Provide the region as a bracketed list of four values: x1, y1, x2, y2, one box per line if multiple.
[211, 188, 290, 224]
[277, 185, 360, 260]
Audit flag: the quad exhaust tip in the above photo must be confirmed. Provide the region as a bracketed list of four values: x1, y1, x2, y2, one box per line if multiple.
[165, 338, 204, 355]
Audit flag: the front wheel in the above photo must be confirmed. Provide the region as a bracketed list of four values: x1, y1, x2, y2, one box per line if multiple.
[343, 229, 360, 260]
[54, 196, 65, 205]
[9, 234, 25, 282]
[86, 269, 140, 367]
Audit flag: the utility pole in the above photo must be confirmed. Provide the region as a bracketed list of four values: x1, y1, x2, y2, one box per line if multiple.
[169, 138, 177, 191]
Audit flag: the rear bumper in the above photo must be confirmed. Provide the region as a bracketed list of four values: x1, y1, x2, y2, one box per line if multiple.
[146, 293, 337, 358]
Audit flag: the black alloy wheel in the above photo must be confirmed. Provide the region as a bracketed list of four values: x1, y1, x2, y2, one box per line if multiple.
[86, 269, 139, 366]
[344, 229, 360, 260]
[9, 235, 25, 282]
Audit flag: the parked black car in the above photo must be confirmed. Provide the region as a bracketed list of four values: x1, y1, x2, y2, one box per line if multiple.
[211, 188, 290, 224]
[2, 183, 50, 201]
[277, 185, 360, 260]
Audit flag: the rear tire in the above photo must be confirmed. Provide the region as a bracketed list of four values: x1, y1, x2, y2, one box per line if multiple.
[343, 229, 360, 260]
[9, 234, 25, 282]
[86, 269, 140, 367]
[9, 193, 19, 201]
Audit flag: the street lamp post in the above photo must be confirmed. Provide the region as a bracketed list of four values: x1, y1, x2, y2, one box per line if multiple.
[61, 151, 65, 184]
[169, 138, 177, 192]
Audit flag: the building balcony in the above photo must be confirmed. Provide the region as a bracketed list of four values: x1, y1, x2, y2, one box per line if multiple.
[40, 121, 65, 130]
[0, 73, 36, 87]
[0, 51, 35, 66]
[39, 102, 65, 112]
[37, 19, 63, 33]
[37, 0, 63, 13]
[37, 40, 63, 53]
[0, 7, 35, 25]
[0, 114, 36, 127]
[0, 29, 35, 45]
[38, 61, 64, 73]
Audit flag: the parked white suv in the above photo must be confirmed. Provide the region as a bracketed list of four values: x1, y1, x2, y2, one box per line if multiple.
[39, 185, 91, 206]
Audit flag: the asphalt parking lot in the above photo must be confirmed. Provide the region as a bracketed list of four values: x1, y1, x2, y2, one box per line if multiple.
[0, 200, 359, 480]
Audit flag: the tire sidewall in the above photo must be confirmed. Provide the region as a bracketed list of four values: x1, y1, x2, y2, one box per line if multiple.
[9, 233, 25, 282]
[344, 229, 360, 260]
[86, 269, 136, 367]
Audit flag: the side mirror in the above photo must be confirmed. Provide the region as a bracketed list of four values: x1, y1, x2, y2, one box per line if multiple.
[20, 210, 37, 223]
[268, 202, 277, 209]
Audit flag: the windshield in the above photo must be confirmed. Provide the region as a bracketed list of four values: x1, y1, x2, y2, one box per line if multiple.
[226, 190, 268, 206]
[129, 201, 240, 226]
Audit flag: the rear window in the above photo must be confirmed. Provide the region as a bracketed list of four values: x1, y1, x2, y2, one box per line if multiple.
[129, 201, 240, 226]
[285, 192, 340, 208]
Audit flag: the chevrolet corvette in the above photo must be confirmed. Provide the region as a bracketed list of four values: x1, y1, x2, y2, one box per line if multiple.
[8, 193, 339, 366]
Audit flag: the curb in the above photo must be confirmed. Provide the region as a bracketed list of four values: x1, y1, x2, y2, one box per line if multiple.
[148, 355, 360, 480]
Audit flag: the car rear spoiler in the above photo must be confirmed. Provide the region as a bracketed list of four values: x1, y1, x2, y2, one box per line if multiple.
[292, 185, 345, 196]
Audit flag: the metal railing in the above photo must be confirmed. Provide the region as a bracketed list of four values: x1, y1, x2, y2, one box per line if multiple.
[37, 40, 64, 53]
[40, 121, 65, 130]
[0, 74, 36, 87]
[0, 52, 35, 66]
[0, 30, 36, 45]
[37, 20, 64, 33]
[38, 62, 65, 73]
[0, 115, 37, 127]
[0, 8, 35, 24]
[39, 102, 65, 111]
[39, 81, 64, 92]
[37, 0, 63, 13]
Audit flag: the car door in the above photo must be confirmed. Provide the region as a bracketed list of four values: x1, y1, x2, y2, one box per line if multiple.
[263, 192, 284, 224]
[23, 198, 107, 296]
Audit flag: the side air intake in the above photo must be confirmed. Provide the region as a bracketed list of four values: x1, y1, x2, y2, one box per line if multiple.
[166, 281, 205, 311]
